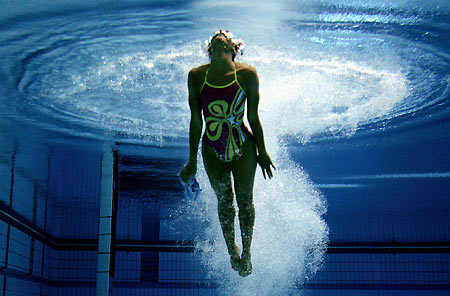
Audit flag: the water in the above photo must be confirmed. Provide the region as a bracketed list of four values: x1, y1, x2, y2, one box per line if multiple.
[0, 0, 449, 295]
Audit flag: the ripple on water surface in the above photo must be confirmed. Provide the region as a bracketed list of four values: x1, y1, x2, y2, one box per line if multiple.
[0, 3, 448, 146]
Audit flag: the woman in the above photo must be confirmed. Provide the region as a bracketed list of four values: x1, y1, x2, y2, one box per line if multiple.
[180, 30, 275, 277]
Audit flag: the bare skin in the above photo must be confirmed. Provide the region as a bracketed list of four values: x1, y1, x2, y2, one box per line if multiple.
[180, 33, 275, 276]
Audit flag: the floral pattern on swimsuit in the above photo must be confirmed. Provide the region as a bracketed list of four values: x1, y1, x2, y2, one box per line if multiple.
[200, 67, 250, 162]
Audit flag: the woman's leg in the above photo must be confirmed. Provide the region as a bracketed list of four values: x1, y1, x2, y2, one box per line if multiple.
[231, 135, 258, 276]
[201, 141, 240, 270]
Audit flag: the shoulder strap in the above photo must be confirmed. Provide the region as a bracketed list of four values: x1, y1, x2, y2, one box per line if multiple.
[204, 67, 210, 84]
[200, 67, 209, 93]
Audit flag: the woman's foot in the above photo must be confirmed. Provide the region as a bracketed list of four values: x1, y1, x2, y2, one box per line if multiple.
[239, 251, 252, 277]
[230, 245, 240, 271]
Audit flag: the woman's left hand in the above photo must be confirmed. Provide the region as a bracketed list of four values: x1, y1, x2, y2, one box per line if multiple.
[179, 161, 197, 183]
[257, 151, 276, 179]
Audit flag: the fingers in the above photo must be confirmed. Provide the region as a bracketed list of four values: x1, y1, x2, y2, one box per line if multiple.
[266, 166, 273, 179]
[261, 164, 273, 179]
[270, 161, 277, 170]
[266, 159, 275, 179]
[257, 154, 275, 180]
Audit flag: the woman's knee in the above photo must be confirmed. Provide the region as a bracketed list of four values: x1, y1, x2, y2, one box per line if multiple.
[215, 185, 233, 203]
[236, 194, 254, 211]
[218, 194, 235, 215]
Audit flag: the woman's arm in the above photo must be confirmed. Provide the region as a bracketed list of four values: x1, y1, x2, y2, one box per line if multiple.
[180, 69, 203, 182]
[245, 67, 275, 179]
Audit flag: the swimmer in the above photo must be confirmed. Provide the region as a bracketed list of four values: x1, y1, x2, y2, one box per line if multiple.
[180, 30, 275, 277]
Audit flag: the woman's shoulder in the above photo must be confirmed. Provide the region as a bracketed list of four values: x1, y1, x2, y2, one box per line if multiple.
[188, 64, 209, 85]
[189, 64, 209, 76]
[236, 62, 258, 83]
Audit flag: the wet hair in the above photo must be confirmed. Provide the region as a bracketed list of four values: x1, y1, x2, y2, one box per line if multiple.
[204, 29, 244, 61]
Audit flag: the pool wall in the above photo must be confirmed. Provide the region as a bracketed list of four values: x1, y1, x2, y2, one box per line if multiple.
[0, 134, 449, 295]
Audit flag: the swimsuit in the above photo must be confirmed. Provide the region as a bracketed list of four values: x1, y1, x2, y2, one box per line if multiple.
[200, 64, 250, 162]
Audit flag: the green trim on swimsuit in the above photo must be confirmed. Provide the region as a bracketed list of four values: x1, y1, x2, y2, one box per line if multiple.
[205, 88, 246, 161]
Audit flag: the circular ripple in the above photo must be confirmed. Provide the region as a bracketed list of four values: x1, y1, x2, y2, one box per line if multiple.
[0, 3, 448, 146]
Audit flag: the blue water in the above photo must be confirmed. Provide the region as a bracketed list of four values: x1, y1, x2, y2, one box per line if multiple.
[0, 0, 449, 295]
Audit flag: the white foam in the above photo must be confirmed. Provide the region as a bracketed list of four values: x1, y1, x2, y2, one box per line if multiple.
[246, 46, 409, 143]
[191, 148, 328, 295]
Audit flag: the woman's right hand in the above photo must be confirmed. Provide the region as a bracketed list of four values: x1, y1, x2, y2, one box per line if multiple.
[179, 161, 197, 183]
[257, 151, 276, 180]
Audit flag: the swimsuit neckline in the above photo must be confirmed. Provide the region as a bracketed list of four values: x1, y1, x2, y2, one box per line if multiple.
[204, 63, 237, 88]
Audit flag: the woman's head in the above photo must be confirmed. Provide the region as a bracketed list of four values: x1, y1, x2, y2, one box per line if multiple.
[205, 30, 244, 61]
